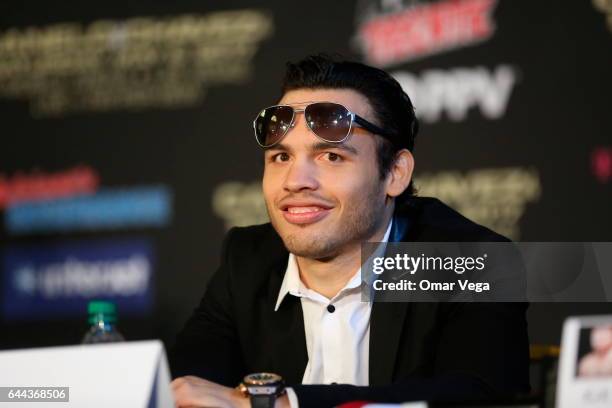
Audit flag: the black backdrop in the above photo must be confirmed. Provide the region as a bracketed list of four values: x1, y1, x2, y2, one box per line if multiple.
[0, 0, 611, 351]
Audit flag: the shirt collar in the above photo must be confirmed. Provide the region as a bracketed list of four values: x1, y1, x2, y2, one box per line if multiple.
[274, 218, 393, 311]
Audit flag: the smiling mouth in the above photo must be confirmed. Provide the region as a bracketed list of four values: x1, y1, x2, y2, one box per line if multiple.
[281, 205, 332, 225]
[287, 206, 325, 214]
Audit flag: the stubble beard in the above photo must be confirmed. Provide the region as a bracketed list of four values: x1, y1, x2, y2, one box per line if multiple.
[266, 184, 388, 260]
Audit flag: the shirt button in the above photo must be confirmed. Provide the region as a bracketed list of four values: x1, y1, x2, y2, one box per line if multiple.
[327, 304, 335, 313]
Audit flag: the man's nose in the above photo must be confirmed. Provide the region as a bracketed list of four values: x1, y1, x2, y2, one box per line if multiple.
[283, 155, 319, 193]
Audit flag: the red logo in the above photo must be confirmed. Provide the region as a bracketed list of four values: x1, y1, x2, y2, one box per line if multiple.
[0, 165, 99, 209]
[592, 148, 612, 184]
[356, 0, 498, 66]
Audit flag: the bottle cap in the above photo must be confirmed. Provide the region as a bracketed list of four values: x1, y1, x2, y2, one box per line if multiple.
[88, 300, 116, 315]
[87, 300, 117, 324]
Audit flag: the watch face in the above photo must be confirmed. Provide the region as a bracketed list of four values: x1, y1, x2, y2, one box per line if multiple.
[244, 372, 283, 386]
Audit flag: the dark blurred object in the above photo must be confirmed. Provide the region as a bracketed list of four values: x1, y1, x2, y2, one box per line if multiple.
[529, 344, 560, 408]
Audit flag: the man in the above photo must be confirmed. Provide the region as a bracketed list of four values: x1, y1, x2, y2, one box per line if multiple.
[170, 55, 529, 408]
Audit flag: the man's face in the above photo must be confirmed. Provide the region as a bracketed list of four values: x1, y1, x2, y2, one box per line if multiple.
[262, 88, 390, 260]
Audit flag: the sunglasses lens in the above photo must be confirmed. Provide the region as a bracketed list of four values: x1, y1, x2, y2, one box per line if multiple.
[305, 102, 352, 142]
[254, 106, 294, 147]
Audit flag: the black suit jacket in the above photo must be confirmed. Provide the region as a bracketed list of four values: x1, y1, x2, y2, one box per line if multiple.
[170, 197, 530, 407]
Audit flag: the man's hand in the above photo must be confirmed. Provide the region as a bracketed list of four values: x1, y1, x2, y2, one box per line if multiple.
[171, 375, 291, 408]
[171, 376, 249, 408]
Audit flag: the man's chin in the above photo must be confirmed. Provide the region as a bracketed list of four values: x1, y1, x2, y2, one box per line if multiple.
[270, 215, 341, 257]
[281, 233, 339, 260]
[285, 244, 338, 260]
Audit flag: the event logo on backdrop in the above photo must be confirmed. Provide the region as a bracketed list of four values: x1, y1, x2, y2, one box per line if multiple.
[2, 239, 154, 320]
[212, 181, 270, 230]
[5, 185, 173, 235]
[354, 0, 498, 67]
[0, 166, 99, 209]
[0, 167, 173, 235]
[0, 10, 273, 117]
[212, 167, 541, 240]
[416, 168, 540, 239]
[392, 64, 518, 122]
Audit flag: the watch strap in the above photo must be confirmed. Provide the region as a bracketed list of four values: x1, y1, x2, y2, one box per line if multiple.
[249, 394, 276, 408]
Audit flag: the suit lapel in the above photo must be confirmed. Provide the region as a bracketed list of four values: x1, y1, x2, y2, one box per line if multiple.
[369, 301, 410, 385]
[270, 295, 308, 385]
[265, 257, 308, 385]
[369, 212, 414, 385]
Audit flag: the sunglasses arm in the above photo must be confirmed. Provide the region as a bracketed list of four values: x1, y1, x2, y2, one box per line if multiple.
[352, 114, 395, 139]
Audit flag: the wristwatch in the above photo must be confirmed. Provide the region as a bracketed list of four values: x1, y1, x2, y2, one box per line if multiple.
[237, 372, 285, 408]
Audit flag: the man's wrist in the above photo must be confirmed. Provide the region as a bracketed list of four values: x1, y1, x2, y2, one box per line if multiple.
[231, 387, 251, 408]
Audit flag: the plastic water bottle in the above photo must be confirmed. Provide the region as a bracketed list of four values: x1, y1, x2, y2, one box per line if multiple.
[81, 300, 125, 344]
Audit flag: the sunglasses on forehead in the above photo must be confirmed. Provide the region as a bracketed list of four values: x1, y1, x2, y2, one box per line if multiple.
[253, 102, 394, 148]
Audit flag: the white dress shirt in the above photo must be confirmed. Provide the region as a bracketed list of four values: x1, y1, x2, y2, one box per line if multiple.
[274, 221, 393, 407]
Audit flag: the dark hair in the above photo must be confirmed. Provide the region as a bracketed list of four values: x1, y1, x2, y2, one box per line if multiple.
[281, 54, 419, 200]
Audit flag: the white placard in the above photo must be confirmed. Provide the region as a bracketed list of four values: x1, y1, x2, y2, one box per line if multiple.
[557, 316, 612, 408]
[0, 340, 173, 407]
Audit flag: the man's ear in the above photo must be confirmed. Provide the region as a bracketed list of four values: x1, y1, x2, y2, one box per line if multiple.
[385, 149, 414, 198]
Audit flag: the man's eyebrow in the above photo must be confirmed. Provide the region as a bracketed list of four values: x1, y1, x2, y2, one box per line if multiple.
[263, 142, 359, 155]
[264, 143, 292, 153]
[311, 141, 359, 155]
